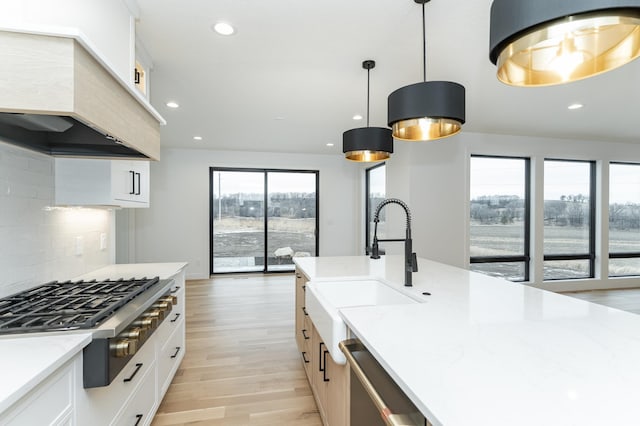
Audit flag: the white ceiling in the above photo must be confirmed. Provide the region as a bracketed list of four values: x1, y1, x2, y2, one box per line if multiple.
[134, 0, 640, 155]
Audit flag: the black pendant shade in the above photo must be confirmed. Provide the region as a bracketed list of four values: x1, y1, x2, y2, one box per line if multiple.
[388, 81, 465, 141]
[387, 0, 466, 142]
[343, 127, 393, 162]
[343, 60, 393, 162]
[489, 0, 640, 86]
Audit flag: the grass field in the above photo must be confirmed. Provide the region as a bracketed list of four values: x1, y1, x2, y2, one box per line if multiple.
[212, 217, 315, 272]
[471, 222, 640, 279]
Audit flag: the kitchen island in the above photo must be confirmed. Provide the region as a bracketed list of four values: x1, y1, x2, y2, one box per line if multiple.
[295, 255, 640, 426]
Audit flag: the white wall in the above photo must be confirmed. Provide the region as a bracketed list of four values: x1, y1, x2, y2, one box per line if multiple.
[386, 131, 640, 292]
[0, 142, 113, 297]
[133, 148, 361, 280]
[0, 0, 134, 82]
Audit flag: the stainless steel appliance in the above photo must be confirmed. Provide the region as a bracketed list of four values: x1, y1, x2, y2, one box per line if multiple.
[0, 276, 178, 388]
[340, 339, 429, 426]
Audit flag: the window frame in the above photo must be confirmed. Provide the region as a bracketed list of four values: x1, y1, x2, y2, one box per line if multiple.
[469, 154, 531, 282]
[365, 162, 386, 255]
[608, 161, 640, 276]
[542, 159, 596, 280]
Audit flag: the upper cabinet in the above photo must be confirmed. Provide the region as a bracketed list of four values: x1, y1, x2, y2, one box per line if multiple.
[55, 158, 150, 208]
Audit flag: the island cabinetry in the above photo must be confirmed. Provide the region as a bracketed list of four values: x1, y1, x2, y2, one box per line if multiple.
[294, 267, 349, 426]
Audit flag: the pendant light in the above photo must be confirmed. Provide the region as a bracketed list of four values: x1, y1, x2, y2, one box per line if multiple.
[387, 0, 466, 142]
[489, 0, 640, 86]
[343, 60, 393, 162]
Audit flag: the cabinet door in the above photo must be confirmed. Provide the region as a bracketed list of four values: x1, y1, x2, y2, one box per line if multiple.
[112, 161, 149, 204]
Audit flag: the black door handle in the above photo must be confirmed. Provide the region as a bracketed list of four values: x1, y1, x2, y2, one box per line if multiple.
[129, 170, 135, 194]
[302, 351, 309, 363]
[135, 172, 141, 195]
[134, 414, 143, 426]
[319, 342, 325, 372]
[170, 313, 181, 323]
[171, 346, 181, 359]
[323, 349, 330, 382]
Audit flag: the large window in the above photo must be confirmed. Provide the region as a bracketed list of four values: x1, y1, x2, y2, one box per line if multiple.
[366, 163, 386, 254]
[210, 168, 319, 273]
[469, 155, 530, 281]
[609, 162, 640, 277]
[543, 160, 595, 280]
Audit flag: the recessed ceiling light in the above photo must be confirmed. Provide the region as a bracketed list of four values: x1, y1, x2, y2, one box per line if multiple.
[326, 143, 334, 147]
[353, 114, 363, 121]
[193, 136, 203, 141]
[568, 103, 584, 110]
[213, 22, 235, 36]
[166, 101, 179, 108]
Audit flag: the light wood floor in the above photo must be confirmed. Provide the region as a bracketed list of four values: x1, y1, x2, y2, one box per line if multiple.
[151, 273, 640, 425]
[151, 274, 322, 426]
[564, 287, 640, 314]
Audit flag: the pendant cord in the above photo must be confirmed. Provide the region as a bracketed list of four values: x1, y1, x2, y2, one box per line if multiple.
[422, 1, 427, 82]
[366, 67, 371, 127]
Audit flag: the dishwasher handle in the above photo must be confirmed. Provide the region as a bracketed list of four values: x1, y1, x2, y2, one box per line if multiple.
[339, 339, 426, 426]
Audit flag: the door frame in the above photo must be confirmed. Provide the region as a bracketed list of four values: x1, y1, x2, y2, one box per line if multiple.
[209, 167, 320, 275]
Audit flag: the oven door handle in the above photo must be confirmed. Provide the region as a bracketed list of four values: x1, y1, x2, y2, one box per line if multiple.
[339, 339, 424, 426]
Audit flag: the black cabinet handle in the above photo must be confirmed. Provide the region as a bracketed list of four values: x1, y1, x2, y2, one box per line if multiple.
[170, 313, 181, 323]
[302, 329, 309, 340]
[302, 285, 306, 292]
[129, 170, 135, 194]
[171, 286, 181, 293]
[123, 363, 143, 383]
[135, 172, 141, 195]
[134, 414, 143, 426]
[296, 273, 301, 278]
[302, 307, 308, 316]
[319, 342, 325, 372]
[323, 349, 330, 382]
[171, 346, 181, 359]
[302, 351, 309, 363]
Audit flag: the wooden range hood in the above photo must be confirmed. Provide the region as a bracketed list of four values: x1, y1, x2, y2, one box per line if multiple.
[0, 30, 162, 160]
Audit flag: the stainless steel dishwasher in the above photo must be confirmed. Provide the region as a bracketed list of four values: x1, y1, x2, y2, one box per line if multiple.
[340, 339, 430, 426]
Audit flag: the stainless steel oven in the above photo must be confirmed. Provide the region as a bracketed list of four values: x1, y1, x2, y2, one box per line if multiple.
[340, 339, 429, 426]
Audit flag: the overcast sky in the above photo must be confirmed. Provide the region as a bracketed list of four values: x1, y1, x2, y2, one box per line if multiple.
[471, 157, 640, 204]
[212, 170, 316, 196]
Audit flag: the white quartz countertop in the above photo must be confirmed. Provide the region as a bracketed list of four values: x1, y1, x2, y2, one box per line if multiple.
[295, 255, 640, 425]
[73, 262, 188, 281]
[0, 333, 91, 414]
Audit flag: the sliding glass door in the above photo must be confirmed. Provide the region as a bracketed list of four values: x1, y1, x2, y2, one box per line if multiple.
[210, 168, 318, 273]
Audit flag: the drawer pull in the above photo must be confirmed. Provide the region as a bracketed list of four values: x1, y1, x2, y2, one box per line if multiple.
[171, 286, 181, 293]
[134, 414, 143, 426]
[302, 285, 306, 292]
[302, 307, 308, 316]
[302, 351, 309, 363]
[171, 346, 181, 359]
[171, 313, 181, 323]
[123, 363, 143, 383]
[323, 349, 330, 382]
[302, 329, 309, 340]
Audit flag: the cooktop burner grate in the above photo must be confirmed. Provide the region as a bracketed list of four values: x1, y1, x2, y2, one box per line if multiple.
[0, 276, 160, 334]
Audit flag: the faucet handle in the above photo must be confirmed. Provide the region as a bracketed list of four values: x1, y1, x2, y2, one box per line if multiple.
[411, 253, 418, 272]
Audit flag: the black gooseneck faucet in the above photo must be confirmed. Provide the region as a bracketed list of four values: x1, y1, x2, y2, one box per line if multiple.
[370, 198, 418, 286]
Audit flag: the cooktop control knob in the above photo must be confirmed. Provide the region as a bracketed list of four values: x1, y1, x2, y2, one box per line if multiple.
[121, 327, 147, 342]
[152, 300, 173, 314]
[133, 316, 158, 330]
[110, 338, 137, 358]
[142, 308, 165, 322]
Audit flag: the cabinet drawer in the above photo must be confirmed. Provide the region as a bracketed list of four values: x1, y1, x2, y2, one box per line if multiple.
[158, 318, 186, 397]
[77, 334, 156, 424]
[112, 361, 157, 426]
[1, 359, 74, 426]
[155, 285, 185, 344]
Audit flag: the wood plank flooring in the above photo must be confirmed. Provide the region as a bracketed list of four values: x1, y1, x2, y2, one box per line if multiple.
[152, 274, 322, 426]
[563, 287, 640, 314]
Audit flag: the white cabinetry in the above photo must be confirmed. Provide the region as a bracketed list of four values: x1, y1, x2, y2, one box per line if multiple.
[55, 158, 150, 207]
[0, 356, 78, 426]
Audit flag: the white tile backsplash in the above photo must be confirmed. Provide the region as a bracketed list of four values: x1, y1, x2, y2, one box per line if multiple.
[0, 142, 112, 297]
